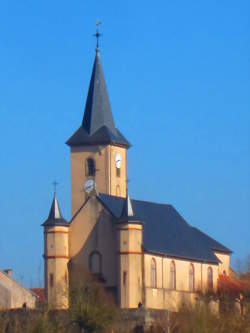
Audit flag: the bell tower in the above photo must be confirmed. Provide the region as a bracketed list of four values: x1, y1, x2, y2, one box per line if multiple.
[66, 46, 130, 216]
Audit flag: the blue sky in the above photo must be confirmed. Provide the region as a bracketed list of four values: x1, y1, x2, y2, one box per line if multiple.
[0, 0, 249, 286]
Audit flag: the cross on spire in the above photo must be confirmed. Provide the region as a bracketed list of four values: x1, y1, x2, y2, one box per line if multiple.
[93, 20, 102, 51]
[52, 181, 58, 196]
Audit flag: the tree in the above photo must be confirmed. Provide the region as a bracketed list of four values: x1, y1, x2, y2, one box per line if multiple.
[69, 275, 117, 333]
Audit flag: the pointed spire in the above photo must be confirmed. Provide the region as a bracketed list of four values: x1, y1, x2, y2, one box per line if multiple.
[48, 195, 62, 220]
[66, 44, 130, 148]
[120, 194, 134, 219]
[82, 51, 116, 135]
[119, 191, 142, 224]
[42, 194, 68, 227]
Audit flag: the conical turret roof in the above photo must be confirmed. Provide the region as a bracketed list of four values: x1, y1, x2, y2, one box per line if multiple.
[66, 50, 130, 148]
[42, 195, 68, 227]
[119, 193, 142, 224]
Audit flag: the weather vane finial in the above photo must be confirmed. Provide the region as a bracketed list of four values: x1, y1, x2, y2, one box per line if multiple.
[93, 20, 102, 52]
[52, 181, 59, 196]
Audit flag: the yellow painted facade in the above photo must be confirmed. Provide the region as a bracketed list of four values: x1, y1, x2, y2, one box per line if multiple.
[70, 145, 127, 216]
[117, 224, 143, 308]
[69, 197, 117, 288]
[143, 253, 220, 310]
[44, 226, 69, 309]
[214, 251, 230, 276]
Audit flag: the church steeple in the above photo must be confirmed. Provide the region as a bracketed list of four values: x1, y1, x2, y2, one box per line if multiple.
[82, 50, 116, 135]
[66, 49, 130, 148]
[69, 36, 129, 208]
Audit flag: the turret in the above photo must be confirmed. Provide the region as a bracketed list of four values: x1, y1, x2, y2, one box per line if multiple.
[117, 194, 143, 308]
[42, 193, 69, 309]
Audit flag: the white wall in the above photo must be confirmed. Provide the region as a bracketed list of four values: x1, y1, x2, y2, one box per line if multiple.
[0, 271, 36, 309]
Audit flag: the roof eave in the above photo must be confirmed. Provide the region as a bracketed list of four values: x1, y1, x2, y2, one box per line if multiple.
[212, 248, 233, 255]
[117, 218, 143, 225]
[143, 248, 220, 265]
[66, 140, 130, 149]
[41, 219, 69, 227]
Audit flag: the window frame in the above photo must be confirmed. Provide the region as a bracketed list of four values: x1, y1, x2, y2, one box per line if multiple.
[151, 258, 157, 289]
[116, 167, 121, 177]
[189, 263, 195, 292]
[170, 260, 176, 290]
[116, 184, 121, 196]
[85, 158, 95, 177]
[49, 273, 54, 288]
[89, 251, 102, 275]
[123, 271, 127, 286]
[207, 266, 213, 291]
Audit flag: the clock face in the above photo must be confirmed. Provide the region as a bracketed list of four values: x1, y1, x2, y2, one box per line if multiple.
[84, 179, 96, 194]
[115, 153, 122, 169]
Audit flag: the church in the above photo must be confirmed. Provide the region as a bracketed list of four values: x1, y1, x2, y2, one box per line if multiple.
[42, 41, 232, 311]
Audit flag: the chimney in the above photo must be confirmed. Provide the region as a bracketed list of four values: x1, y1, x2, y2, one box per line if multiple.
[3, 269, 12, 278]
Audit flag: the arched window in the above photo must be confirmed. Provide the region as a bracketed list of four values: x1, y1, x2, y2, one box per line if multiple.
[207, 267, 213, 291]
[116, 167, 121, 177]
[123, 271, 127, 286]
[85, 158, 95, 177]
[151, 258, 157, 288]
[189, 264, 195, 292]
[50, 273, 54, 288]
[170, 261, 176, 290]
[116, 185, 121, 196]
[89, 251, 102, 274]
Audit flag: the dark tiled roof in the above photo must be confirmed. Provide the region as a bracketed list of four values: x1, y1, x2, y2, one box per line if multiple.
[66, 51, 130, 148]
[42, 195, 68, 227]
[66, 124, 130, 148]
[98, 193, 231, 264]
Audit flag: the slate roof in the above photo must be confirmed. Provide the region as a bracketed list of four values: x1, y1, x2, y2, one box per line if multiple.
[42, 195, 68, 227]
[98, 193, 231, 264]
[66, 51, 130, 148]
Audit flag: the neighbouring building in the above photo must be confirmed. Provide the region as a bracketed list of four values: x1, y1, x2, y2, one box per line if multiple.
[42, 42, 233, 311]
[0, 270, 37, 309]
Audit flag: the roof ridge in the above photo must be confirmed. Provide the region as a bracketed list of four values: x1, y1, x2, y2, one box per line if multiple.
[98, 192, 171, 207]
